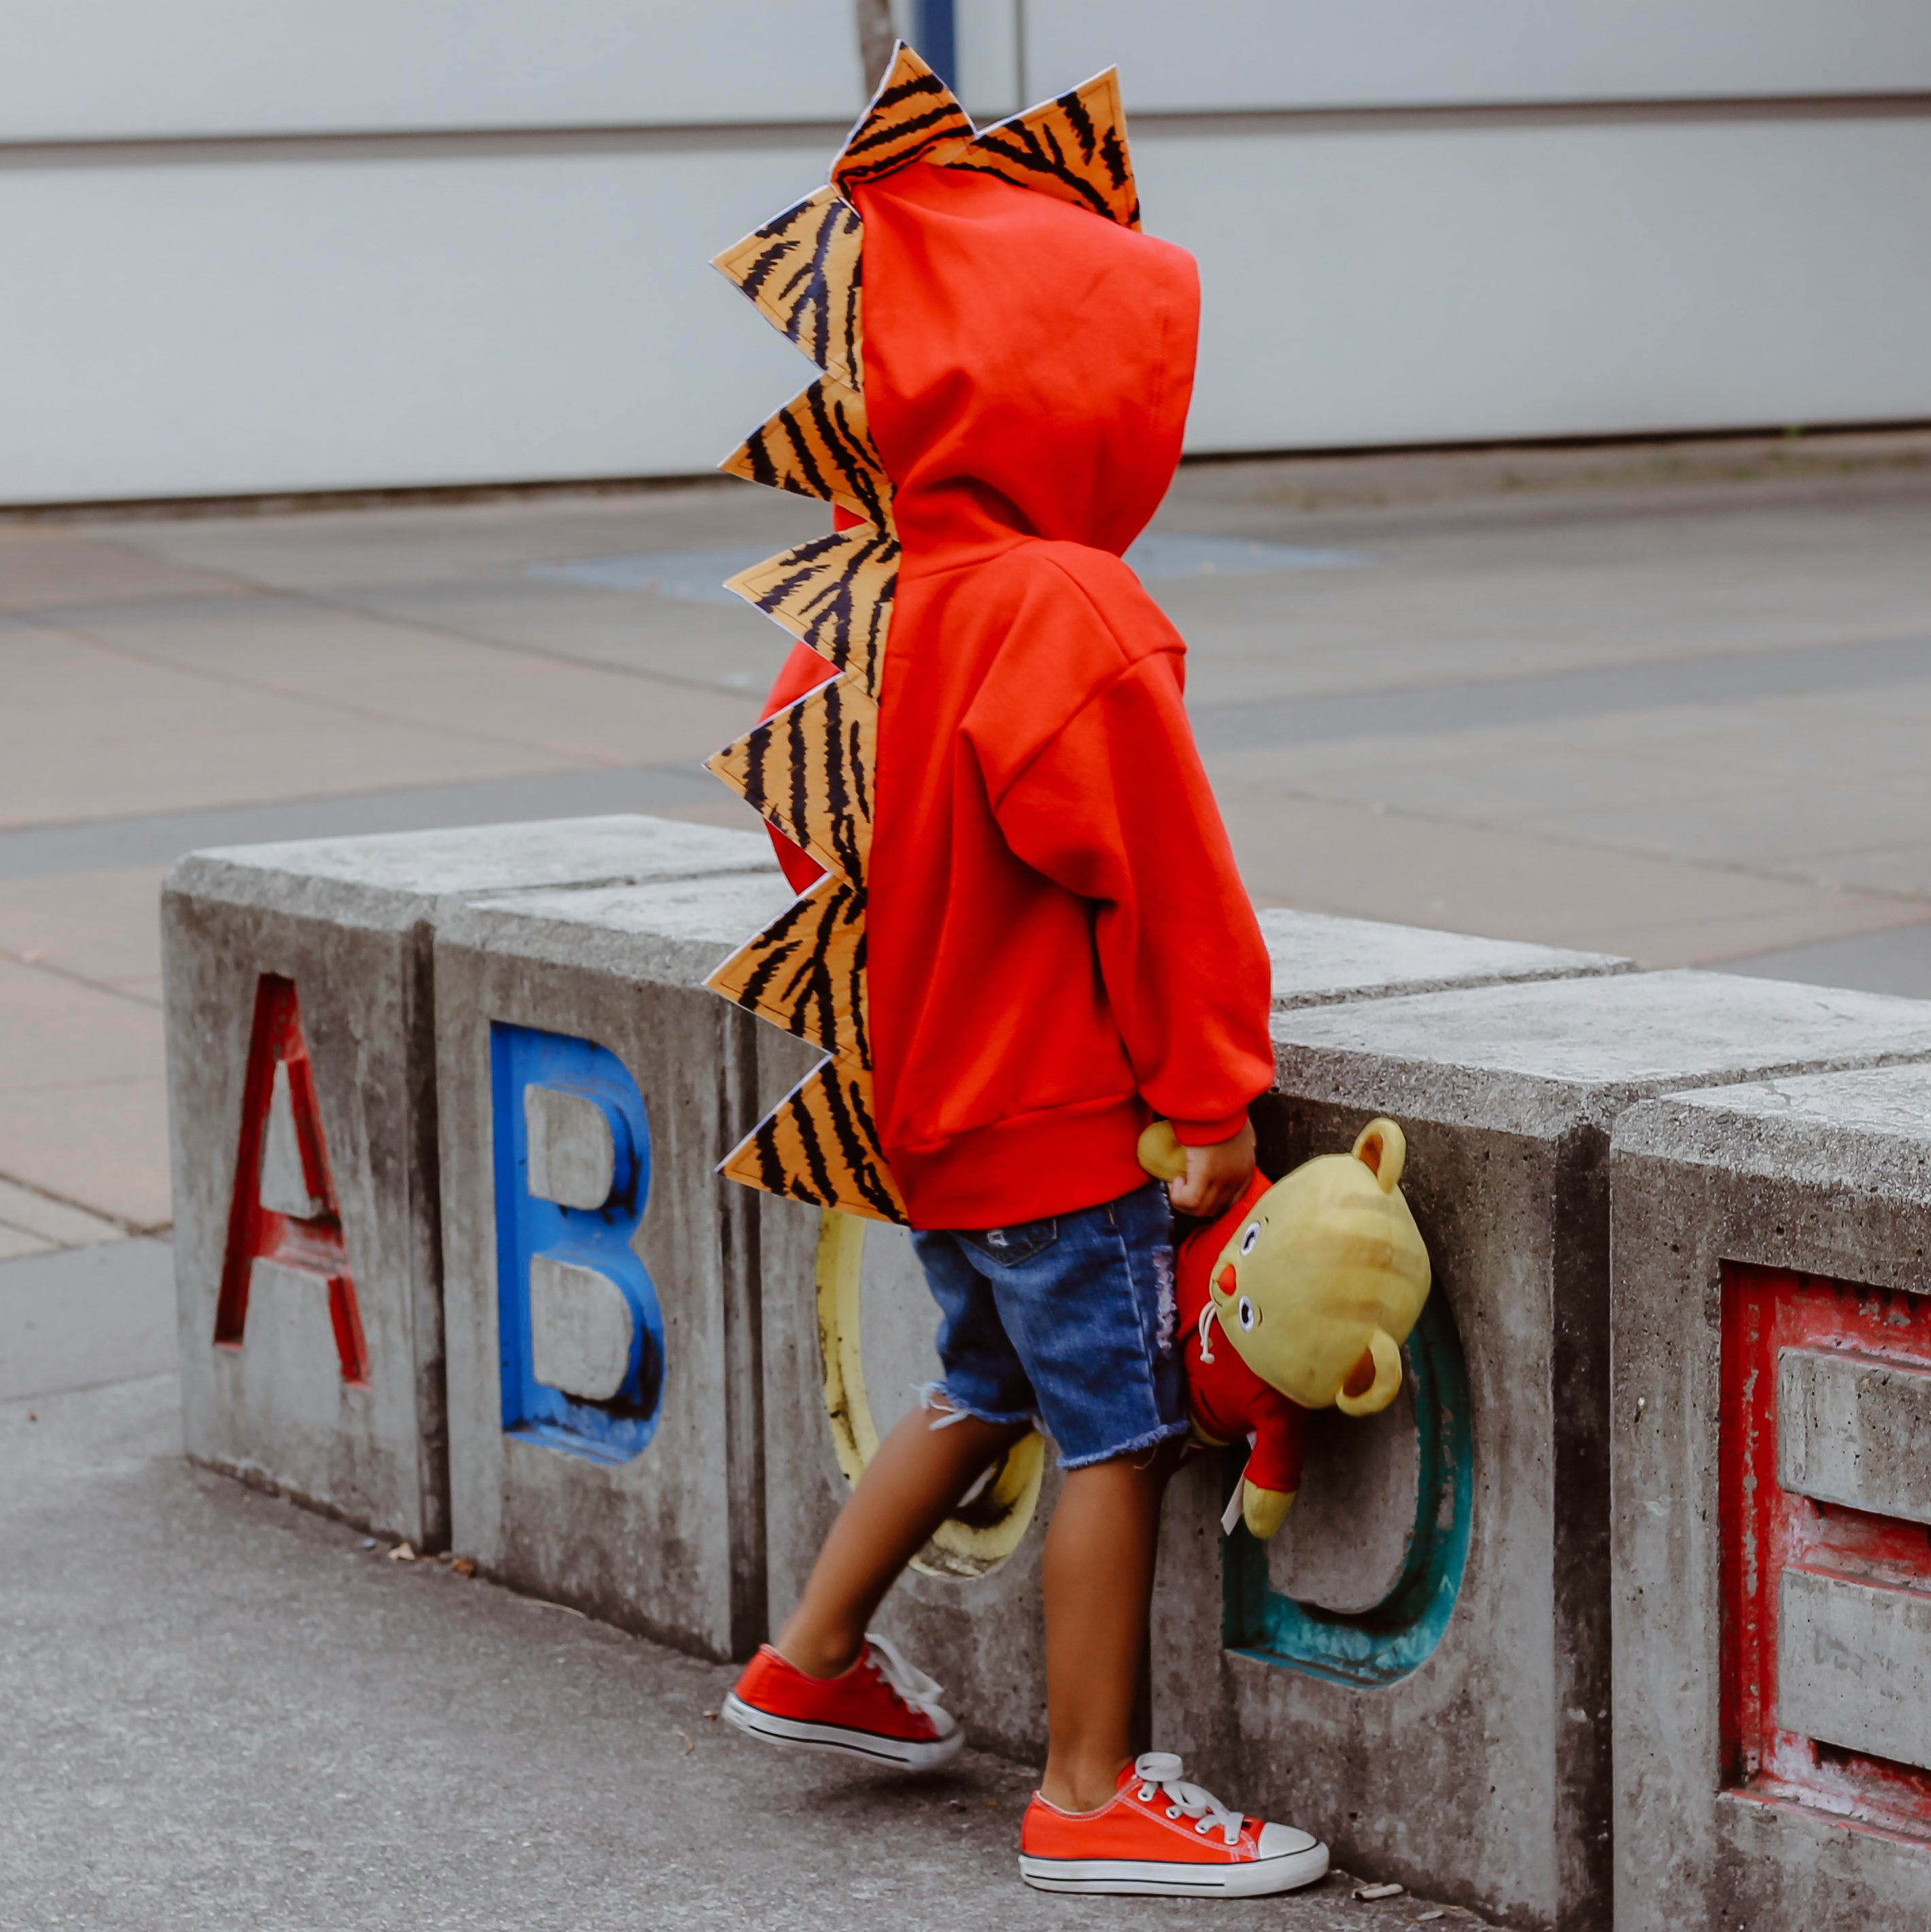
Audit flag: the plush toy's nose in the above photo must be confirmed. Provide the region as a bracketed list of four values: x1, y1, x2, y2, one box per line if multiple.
[1216, 1264, 1237, 1297]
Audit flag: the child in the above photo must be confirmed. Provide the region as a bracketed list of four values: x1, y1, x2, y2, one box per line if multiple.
[721, 141, 1329, 1901]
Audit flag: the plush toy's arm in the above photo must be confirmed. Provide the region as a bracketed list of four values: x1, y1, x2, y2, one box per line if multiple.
[1238, 1391, 1310, 1541]
[1242, 1481, 1295, 1540]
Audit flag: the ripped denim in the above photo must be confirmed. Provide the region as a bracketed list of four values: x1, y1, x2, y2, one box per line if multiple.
[909, 1181, 1186, 1470]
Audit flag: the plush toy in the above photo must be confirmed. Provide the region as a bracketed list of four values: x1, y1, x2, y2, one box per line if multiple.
[1140, 1117, 1433, 1539]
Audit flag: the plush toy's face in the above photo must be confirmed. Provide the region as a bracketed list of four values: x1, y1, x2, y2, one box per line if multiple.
[1208, 1119, 1432, 1414]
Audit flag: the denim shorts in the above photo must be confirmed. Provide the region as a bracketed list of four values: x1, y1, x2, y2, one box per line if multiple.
[909, 1181, 1186, 1470]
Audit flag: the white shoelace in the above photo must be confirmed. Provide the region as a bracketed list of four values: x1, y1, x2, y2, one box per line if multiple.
[862, 1631, 950, 1730]
[1132, 1752, 1246, 1846]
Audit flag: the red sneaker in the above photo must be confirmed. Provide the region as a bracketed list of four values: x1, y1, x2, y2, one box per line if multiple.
[723, 1633, 963, 1771]
[1019, 1753, 1329, 1897]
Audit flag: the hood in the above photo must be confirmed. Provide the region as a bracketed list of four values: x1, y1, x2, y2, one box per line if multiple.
[852, 161, 1199, 560]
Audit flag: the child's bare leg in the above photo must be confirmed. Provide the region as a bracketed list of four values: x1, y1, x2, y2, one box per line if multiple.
[1039, 1441, 1178, 1813]
[777, 1404, 1029, 1678]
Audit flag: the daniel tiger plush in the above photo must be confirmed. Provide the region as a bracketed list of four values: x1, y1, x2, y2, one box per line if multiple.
[1140, 1117, 1433, 1540]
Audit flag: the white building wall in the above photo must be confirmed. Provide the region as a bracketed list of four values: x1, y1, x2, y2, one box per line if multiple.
[0, 1, 1927, 504]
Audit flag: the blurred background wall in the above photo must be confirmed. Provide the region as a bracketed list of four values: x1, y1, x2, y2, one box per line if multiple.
[1, 0, 1927, 505]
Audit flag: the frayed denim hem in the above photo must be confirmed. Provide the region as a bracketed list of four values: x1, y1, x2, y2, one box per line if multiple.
[1058, 1417, 1191, 1472]
[915, 1380, 1038, 1434]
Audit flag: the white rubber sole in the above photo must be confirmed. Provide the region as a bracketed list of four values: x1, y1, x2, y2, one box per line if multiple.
[1019, 1842, 1331, 1898]
[721, 1691, 963, 1772]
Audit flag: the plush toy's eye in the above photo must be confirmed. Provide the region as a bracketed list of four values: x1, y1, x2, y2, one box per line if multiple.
[1239, 1223, 1260, 1257]
[1237, 1296, 1258, 1331]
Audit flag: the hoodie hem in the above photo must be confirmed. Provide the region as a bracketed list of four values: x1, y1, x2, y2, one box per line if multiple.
[890, 1094, 1152, 1231]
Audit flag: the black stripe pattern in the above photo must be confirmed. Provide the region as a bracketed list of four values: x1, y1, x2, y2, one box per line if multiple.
[725, 526, 898, 699]
[944, 69, 1141, 231]
[830, 47, 974, 194]
[721, 379, 893, 532]
[712, 188, 864, 388]
[708, 874, 868, 1067]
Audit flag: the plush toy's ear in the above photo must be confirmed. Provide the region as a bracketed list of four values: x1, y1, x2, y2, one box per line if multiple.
[1351, 1117, 1406, 1192]
[1335, 1328, 1405, 1417]
[1136, 1119, 1187, 1182]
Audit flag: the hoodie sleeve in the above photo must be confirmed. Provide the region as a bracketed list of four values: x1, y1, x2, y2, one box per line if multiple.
[987, 641, 1273, 1142]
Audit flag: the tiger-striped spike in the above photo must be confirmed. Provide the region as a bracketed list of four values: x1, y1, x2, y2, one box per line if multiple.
[830, 40, 975, 197]
[711, 187, 864, 388]
[719, 377, 893, 531]
[943, 67, 1140, 230]
[706, 673, 876, 884]
[706, 872, 869, 1067]
[723, 524, 898, 697]
[719, 1057, 906, 1224]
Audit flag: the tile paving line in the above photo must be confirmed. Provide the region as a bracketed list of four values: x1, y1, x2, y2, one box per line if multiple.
[0, 761, 724, 879]
[18, 571, 800, 705]
[0, 1155, 171, 1246]
[0, 943, 159, 1009]
[0, 1173, 143, 1246]
[1187, 628, 1931, 756]
[26, 598, 691, 770]
[1163, 463, 1931, 549]
[7, 633, 1929, 879]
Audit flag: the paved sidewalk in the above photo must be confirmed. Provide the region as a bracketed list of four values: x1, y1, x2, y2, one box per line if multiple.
[6, 430, 1931, 1238]
[1, 1367, 1489, 1931]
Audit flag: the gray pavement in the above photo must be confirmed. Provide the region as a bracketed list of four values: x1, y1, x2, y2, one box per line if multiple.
[0, 1338, 1488, 1930]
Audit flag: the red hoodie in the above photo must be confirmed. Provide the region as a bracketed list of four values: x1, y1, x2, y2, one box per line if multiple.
[759, 162, 1271, 1229]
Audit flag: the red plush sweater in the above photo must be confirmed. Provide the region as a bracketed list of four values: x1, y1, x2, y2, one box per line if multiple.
[1176, 1171, 1309, 1499]
[757, 161, 1271, 1229]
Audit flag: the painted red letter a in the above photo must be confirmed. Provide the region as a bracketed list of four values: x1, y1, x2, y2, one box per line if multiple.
[214, 975, 369, 1383]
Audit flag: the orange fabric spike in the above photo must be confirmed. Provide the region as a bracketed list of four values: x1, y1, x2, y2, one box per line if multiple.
[944, 69, 1140, 229]
[832, 42, 974, 199]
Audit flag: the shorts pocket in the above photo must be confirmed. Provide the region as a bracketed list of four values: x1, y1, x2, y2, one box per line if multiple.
[959, 1217, 1059, 1268]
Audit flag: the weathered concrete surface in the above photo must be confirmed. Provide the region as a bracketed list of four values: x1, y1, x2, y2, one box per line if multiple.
[0, 1370, 1492, 1931]
[1777, 1347, 1931, 1523]
[1154, 972, 1931, 1932]
[435, 872, 795, 1662]
[164, 815, 773, 1551]
[1258, 908, 1628, 1010]
[1776, 1569, 1931, 1772]
[760, 916, 1628, 1765]
[1611, 1061, 1931, 1931]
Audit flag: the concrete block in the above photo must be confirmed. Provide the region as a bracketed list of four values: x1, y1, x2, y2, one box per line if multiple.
[1611, 1061, 1931, 1931]
[1153, 971, 1931, 1932]
[757, 913, 1630, 1766]
[164, 814, 774, 1550]
[1258, 908, 1629, 1009]
[435, 871, 798, 1661]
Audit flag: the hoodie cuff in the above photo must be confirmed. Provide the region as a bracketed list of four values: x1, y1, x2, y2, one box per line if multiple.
[1171, 1111, 1252, 1148]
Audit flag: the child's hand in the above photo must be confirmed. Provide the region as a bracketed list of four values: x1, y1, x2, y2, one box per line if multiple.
[1167, 1119, 1256, 1219]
